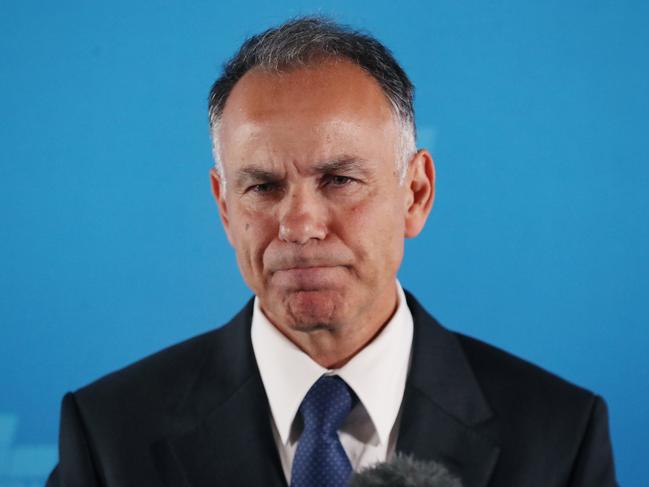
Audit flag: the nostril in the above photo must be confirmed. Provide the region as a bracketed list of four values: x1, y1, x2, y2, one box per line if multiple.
[279, 218, 327, 244]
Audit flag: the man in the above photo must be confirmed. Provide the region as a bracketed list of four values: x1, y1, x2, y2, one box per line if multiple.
[47, 17, 617, 487]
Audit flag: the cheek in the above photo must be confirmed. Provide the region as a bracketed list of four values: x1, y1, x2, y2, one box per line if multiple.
[338, 195, 405, 265]
[232, 213, 277, 269]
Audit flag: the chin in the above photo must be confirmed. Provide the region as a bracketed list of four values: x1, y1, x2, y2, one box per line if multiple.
[284, 289, 345, 331]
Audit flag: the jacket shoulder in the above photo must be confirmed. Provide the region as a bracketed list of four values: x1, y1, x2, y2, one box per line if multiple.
[454, 331, 602, 452]
[455, 332, 595, 404]
[73, 300, 254, 420]
[405, 290, 597, 411]
[448, 329, 615, 484]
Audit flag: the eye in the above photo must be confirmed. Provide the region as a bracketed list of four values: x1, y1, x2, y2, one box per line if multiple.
[323, 175, 354, 187]
[249, 182, 278, 194]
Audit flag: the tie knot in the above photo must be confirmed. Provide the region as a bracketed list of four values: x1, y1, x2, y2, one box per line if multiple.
[299, 375, 354, 437]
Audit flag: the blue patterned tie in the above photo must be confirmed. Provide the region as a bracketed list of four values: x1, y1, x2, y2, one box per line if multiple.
[291, 375, 355, 487]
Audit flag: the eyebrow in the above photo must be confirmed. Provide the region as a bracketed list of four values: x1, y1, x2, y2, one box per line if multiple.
[234, 167, 281, 189]
[233, 156, 370, 188]
[312, 156, 370, 176]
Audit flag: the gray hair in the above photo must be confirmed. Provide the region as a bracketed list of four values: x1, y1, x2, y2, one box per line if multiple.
[208, 16, 417, 185]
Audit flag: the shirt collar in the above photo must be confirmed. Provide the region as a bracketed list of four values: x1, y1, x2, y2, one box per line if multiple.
[251, 281, 413, 447]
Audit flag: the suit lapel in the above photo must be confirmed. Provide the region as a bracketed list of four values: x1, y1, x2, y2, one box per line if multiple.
[151, 301, 287, 487]
[397, 292, 500, 487]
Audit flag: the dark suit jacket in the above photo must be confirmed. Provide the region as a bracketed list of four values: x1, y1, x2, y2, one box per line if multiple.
[46, 292, 617, 487]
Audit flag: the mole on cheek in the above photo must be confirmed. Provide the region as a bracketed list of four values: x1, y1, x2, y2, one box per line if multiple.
[245, 223, 250, 231]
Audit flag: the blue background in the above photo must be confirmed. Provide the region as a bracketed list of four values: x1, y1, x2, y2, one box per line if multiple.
[1, 1, 647, 485]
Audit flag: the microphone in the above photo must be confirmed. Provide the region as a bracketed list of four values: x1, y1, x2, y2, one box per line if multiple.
[348, 454, 463, 487]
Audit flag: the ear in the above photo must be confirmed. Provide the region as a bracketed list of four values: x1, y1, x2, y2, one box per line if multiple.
[404, 149, 435, 238]
[209, 167, 234, 245]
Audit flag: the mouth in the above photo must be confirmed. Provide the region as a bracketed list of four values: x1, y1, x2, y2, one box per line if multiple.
[271, 265, 347, 290]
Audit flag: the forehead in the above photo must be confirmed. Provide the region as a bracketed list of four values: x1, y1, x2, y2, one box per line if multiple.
[218, 59, 399, 171]
[223, 58, 394, 123]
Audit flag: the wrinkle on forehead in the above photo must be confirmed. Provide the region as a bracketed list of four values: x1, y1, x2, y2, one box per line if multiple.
[221, 117, 394, 174]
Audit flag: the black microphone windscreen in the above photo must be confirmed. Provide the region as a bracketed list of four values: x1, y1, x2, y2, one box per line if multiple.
[348, 454, 462, 487]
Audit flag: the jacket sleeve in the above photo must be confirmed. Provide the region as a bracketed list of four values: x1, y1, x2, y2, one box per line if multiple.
[46, 392, 102, 487]
[567, 395, 618, 487]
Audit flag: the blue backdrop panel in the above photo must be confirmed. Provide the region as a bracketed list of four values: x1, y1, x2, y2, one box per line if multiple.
[1, 1, 647, 485]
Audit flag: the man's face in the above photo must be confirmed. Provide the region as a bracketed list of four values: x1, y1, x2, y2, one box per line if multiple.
[212, 59, 433, 335]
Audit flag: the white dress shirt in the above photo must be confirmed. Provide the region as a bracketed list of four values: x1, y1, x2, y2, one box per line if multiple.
[251, 281, 414, 482]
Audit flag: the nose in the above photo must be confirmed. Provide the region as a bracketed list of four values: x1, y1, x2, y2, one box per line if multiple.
[278, 186, 327, 244]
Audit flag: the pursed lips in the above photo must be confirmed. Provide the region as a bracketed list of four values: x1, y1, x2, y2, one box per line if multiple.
[273, 263, 342, 271]
[268, 255, 350, 273]
[270, 264, 348, 289]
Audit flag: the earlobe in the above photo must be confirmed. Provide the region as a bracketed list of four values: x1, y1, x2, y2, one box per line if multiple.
[404, 150, 435, 238]
[209, 168, 234, 245]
